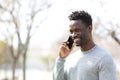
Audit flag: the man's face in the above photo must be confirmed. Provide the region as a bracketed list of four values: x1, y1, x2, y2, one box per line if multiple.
[69, 20, 91, 46]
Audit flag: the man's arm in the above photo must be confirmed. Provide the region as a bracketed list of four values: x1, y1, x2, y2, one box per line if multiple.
[98, 55, 116, 80]
[53, 42, 72, 80]
[53, 57, 65, 80]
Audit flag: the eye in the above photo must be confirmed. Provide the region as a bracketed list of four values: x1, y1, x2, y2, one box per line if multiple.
[75, 28, 80, 32]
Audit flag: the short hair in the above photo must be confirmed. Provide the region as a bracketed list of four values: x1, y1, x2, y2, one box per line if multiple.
[68, 10, 92, 26]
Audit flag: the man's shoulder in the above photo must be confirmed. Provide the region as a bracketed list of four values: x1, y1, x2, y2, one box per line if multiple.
[89, 45, 113, 63]
[94, 45, 111, 57]
[95, 45, 114, 63]
[65, 50, 83, 65]
[66, 50, 81, 59]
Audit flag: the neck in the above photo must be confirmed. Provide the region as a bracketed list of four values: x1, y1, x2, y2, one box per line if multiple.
[80, 41, 95, 51]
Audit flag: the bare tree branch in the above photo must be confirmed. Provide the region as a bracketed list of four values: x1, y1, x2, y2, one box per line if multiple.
[111, 31, 120, 45]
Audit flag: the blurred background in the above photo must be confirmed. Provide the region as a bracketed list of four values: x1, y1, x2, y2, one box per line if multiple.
[0, 0, 120, 80]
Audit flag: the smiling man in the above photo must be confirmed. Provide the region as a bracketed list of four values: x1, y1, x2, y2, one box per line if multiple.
[53, 10, 116, 80]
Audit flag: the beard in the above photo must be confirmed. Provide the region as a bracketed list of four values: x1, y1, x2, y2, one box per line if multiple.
[75, 40, 84, 46]
[74, 37, 88, 46]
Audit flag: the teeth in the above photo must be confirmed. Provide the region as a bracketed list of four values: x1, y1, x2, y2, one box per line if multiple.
[74, 38, 79, 41]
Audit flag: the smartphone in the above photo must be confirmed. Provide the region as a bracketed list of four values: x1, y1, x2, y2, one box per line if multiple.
[67, 36, 74, 49]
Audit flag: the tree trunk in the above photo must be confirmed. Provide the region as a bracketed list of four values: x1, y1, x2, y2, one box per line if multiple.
[12, 59, 17, 80]
[23, 52, 27, 80]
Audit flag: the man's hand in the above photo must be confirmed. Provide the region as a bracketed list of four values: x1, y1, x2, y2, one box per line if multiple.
[59, 42, 73, 58]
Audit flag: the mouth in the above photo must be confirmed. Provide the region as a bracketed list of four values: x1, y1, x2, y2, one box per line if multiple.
[73, 38, 80, 42]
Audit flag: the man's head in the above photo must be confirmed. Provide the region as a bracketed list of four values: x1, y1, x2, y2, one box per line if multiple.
[68, 10, 93, 47]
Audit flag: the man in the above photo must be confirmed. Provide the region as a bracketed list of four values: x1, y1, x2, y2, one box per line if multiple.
[53, 10, 116, 80]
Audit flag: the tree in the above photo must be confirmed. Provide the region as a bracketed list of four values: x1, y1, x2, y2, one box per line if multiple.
[0, 40, 11, 64]
[94, 0, 120, 45]
[0, 0, 53, 80]
[0, 40, 12, 80]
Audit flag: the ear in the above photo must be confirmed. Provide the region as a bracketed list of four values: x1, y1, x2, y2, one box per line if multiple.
[88, 25, 92, 32]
